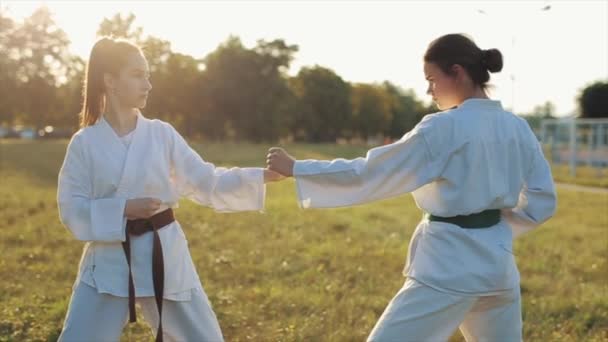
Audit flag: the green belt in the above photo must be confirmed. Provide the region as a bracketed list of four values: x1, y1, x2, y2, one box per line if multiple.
[425, 209, 501, 229]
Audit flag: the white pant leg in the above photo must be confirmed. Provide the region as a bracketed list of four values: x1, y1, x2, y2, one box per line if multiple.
[138, 286, 224, 342]
[58, 281, 129, 342]
[367, 278, 476, 342]
[459, 287, 522, 342]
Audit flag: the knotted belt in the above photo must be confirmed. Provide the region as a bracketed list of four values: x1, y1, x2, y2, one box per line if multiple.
[122, 208, 174, 342]
[425, 209, 500, 229]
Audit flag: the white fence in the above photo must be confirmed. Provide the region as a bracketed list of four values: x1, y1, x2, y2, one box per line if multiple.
[540, 118, 608, 177]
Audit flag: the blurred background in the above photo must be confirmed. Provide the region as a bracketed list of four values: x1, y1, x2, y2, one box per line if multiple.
[0, 1, 606, 341]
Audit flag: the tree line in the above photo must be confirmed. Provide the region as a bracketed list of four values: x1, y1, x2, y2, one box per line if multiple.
[1, 7, 605, 142]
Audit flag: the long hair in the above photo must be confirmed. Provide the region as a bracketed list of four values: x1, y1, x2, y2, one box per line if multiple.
[79, 37, 141, 128]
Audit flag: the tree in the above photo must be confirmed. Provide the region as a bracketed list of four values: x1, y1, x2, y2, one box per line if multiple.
[289, 66, 351, 142]
[532, 101, 556, 118]
[96, 13, 143, 43]
[578, 81, 608, 118]
[0, 12, 18, 124]
[522, 101, 556, 131]
[350, 83, 393, 139]
[382, 81, 429, 139]
[196, 36, 298, 141]
[54, 55, 85, 129]
[146, 52, 202, 135]
[1, 6, 71, 126]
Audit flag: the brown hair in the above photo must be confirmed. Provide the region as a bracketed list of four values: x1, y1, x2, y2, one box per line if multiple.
[79, 37, 141, 127]
[424, 34, 503, 90]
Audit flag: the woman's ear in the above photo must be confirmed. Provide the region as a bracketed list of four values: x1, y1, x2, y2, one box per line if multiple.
[451, 64, 466, 82]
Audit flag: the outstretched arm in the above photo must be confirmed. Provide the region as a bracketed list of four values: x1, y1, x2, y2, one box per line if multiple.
[267, 130, 440, 209]
[168, 123, 272, 212]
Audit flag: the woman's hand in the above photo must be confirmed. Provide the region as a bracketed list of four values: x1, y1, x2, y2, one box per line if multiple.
[124, 198, 162, 220]
[266, 147, 295, 177]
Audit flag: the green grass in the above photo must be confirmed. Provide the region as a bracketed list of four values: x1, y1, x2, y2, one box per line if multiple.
[551, 164, 608, 188]
[1, 140, 607, 341]
[542, 145, 608, 189]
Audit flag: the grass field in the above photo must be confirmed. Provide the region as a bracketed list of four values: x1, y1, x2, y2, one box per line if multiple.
[551, 164, 608, 189]
[1, 140, 607, 342]
[542, 145, 608, 189]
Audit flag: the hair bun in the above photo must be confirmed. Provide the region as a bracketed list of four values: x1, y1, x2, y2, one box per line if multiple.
[482, 48, 503, 73]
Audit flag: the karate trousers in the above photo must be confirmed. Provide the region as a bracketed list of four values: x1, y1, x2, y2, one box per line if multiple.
[58, 281, 224, 342]
[367, 278, 522, 342]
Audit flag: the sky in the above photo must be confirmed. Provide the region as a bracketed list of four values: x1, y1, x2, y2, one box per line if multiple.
[3, 0, 607, 116]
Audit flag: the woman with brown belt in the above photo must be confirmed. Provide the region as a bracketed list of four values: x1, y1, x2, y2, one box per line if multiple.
[57, 36, 283, 342]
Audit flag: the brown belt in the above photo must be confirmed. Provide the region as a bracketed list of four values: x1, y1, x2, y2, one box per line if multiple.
[122, 208, 174, 342]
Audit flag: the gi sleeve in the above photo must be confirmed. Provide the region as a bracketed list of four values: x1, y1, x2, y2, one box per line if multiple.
[168, 124, 265, 212]
[57, 134, 127, 242]
[502, 138, 557, 238]
[293, 117, 442, 209]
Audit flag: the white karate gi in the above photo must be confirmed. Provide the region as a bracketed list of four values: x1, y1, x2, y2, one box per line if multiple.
[292, 99, 557, 341]
[57, 111, 265, 341]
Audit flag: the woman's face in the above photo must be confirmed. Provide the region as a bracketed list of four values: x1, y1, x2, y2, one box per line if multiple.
[108, 52, 152, 109]
[423, 61, 461, 110]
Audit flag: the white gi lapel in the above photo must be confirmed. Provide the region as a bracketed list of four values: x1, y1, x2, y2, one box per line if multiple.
[114, 111, 148, 197]
[99, 116, 127, 149]
[91, 115, 131, 195]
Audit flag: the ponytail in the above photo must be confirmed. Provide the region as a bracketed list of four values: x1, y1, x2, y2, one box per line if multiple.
[79, 37, 141, 128]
